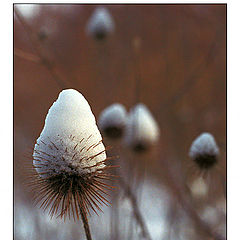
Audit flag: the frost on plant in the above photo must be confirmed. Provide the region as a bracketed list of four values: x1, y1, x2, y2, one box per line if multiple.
[98, 103, 127, 139]
[86, 7, 115, 40]
[124, 103, 160, 152]
[189, 132, 220, 169]
[31, 89, 113, 220]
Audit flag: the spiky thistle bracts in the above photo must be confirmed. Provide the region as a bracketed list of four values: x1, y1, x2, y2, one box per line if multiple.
[30, 89, 114, 221]
[189, 132, 220, 170]
[98, 103, 127, 139]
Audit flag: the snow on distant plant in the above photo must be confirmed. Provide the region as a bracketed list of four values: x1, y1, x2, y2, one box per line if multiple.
[189, 132, 219, 169]
[124, 103, 160, 152]
[98, 103, 127, 139]
[86, 7, 115, 40]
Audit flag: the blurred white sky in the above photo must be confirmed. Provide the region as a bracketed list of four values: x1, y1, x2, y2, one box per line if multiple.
[15, 4, 40, 19]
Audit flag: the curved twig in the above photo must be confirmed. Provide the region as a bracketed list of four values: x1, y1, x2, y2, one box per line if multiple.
[14, 7, 67, 89]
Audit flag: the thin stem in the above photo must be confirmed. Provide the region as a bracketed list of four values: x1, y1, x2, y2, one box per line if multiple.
[159, 28, 223, 114]
[167, 167, 226, 240]
[80, 207, 93, 240]
[180, 194, 225, 240]
[119, 177, 152, 240]
[110, 193, 120, 240]
[14, 48, 40, 63]
[14, 7, 67, 89]
[133, 37, 141, 105]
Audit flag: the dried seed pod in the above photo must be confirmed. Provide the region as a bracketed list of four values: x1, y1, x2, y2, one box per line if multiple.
[124, 104, 160, 153]
[86, 7, 115, 40]
[31, 89, 113, 221]
[98, 103, 127, 139]
[189, 132, 220, 170]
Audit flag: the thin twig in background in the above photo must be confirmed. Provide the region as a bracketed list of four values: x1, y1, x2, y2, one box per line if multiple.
[165, 163, 226, 240]
[109, 151, 120, 240]
[133, 36, 142, 106]
[14, 48, 40, 63]
[14, 7, 68, 89]
[110, 192, 120, 240]
[126, 37, 144, 240]
[119, 177, 153, 240]
[160, 28, 224, 114]
[181, 195, 225, 240]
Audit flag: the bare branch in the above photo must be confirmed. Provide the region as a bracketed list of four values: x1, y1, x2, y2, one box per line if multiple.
[14, 7, 68, 89]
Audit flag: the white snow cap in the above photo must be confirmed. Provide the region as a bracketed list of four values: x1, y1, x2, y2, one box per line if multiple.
[98, 103, 127, 132]
[124, 104, 160, 149]
[86, 7, 115, 39]
[189, 132, 219, 159]
[33, 89, 106, 177]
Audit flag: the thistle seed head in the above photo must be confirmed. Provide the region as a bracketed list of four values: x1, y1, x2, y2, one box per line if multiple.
[98, 103, 127, 139]
[124, 103, 160, 153]
[86, 7, 115, 40]
[31, 89, 113, 220]
[189, 132, 220, 170]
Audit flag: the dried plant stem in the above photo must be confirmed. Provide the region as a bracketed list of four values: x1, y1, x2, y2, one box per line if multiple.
[80, 208, 93, 240]
[133, 38, 141, 105]
[168, 171, 225, 240]
[127, 162, 146, 239]
[14, 48, 40, 63]
[110, 161, 120, 240]
[14, 7, 67, 89]
[160, 29, 223, 113]
[181, 195, 225, 240]
[110, 193, 120, 240]
[119, 177, 152, 240]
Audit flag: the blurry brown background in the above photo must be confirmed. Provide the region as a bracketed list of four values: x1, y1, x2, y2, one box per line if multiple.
[14, 4, 226, 240]
[14, 4, 226, 182]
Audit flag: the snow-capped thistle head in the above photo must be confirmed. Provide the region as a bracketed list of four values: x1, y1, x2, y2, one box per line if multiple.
[86, 7, 115, 40]
[98, 103, 127, 139]
[189, 132, 220, 169]
[124, 104, 160, 153]
[31, 89, 113, 220]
